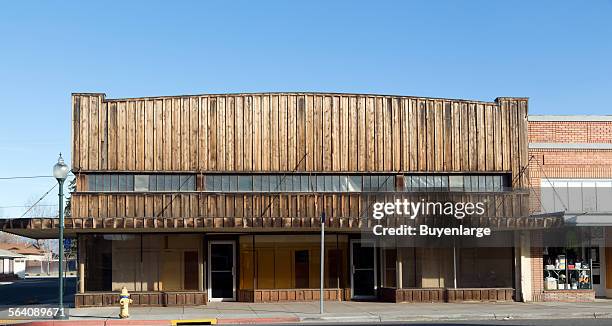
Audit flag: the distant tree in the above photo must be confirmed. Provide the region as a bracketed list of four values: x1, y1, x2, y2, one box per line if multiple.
[0, 231, 29, 244]
[22, 196, 57, 252]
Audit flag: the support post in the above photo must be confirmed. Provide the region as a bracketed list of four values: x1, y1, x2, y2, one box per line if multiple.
[198, 237, 204, 292]
[320, 212, 325, 314]
[453, 239, 457, 289]
[397, 248, 403, 289]
[78, 236, 85, 294]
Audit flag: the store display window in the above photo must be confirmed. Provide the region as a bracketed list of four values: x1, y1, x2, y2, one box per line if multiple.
[543, 247, 593, 290]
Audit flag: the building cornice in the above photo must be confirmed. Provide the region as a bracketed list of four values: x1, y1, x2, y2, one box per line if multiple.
[529, 115, 612, 122]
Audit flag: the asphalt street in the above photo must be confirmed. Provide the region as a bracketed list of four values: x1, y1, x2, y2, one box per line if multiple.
[249, 320, 612, 326]
[0, 277, 76, 306]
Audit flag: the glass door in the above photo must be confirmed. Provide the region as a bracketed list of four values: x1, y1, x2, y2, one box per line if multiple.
[208, 241, 236, 301]
[350, 239, 377, 299]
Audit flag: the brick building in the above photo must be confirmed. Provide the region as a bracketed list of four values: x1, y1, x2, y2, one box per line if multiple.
[528, 115, 612, 301]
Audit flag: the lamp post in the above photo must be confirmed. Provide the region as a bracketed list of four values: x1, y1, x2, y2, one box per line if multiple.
[53, 154, 69, 315]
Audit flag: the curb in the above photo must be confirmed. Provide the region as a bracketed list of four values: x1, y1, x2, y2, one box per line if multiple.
[422, 312, 612, 321]
[2, 317, 300, 326]
[2, 320, 172, 326]
[300, 312, 612, 323]
[217, 317, 300, 324]
[5, 312, 612, 325]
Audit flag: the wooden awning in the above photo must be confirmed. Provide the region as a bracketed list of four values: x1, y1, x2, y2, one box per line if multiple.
[0, 212, 565, 239]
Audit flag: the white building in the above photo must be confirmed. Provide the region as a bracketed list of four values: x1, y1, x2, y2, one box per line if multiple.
[0, 248, 25, 279]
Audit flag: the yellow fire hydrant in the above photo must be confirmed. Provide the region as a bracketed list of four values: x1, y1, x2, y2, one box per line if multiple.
[119, 286, 133, 319]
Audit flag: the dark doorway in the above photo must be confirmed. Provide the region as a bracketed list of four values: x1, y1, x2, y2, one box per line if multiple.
[351, 240, 376, 298]
[209, 241, 235, 301]
[295, 250, 310, 288]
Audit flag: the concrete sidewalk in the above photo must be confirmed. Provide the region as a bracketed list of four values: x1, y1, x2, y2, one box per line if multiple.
[7, 300, 612, 325]
[69, 300, 612, 322]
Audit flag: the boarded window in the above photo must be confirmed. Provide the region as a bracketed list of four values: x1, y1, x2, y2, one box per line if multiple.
[184, 251, 199, 290]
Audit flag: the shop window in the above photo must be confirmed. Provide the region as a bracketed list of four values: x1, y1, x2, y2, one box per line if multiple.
[82, 234, 201, 292]
[84, 235, 112, 291]
[457, 247, 513, 288]
[544, 247, 593, 290]
[244, 235, 348, 290]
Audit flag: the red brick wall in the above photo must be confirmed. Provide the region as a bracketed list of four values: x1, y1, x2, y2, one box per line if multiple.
[542, 290, 595, 302]
[528, 121, 612, 143]
[530, 231, 544, 302]
[528, 118, 612, 301]
[528, 119, 612, 215]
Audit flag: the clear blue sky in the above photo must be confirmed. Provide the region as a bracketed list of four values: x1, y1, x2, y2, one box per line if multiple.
[0, 1, 611, 218]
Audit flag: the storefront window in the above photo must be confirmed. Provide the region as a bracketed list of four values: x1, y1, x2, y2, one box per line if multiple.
[396, 235, 514, 289]
[543, 247, 593, 290]
[238, 234, 348, 290]
[82, 234, 202, 292]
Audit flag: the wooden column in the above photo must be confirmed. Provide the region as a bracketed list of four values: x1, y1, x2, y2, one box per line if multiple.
[396, 247, 403, 289]
[198, 236, 204, 292]
[78, 236, 85, 294]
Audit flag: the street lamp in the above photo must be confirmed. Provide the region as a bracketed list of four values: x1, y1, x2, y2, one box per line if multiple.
[53, 153, 69, 315]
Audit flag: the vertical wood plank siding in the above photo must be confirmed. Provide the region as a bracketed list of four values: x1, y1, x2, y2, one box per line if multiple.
[70, 93, 529, 226]
[72, 93, 528, 177]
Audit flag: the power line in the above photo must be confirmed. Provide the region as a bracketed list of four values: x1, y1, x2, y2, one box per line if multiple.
[0, 175, 54, 180]
[0, 172, 75, 181]
[0, 204, 57, 209]
[20, 183, 58, 218]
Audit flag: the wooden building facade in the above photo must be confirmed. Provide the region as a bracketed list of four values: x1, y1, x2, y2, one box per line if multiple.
[4, 92, 549, 306]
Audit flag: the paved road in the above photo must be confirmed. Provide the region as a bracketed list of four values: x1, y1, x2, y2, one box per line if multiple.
[0, 277, 76, 306]
[249, 320, 612, 326]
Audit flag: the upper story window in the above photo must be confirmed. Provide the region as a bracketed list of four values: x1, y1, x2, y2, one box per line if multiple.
[201, 173, 509, 193]
[203, 174, 369, 193]
[87, 174, 195, 192]
[404, 175, 507, 192]
[85, 173, 508, 193]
